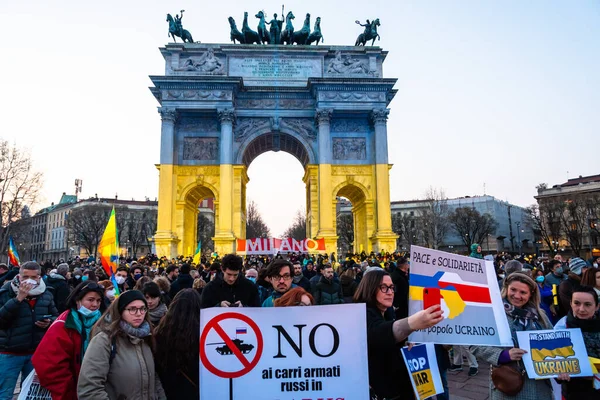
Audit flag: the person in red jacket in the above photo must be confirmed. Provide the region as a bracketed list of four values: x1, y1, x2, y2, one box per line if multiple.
[32, 281, 106, 400]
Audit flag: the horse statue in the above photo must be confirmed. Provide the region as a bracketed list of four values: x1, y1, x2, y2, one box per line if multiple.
[306, 16, 323, 45]
[166, 12, 194, 43]
[242, 11, 262, 44]
[255, 11, 270, 44]
[355, 18, 380, 46]
[280, 11, 295, 45]
[291, 13, 311, 45]
[228, 16, 245, 44]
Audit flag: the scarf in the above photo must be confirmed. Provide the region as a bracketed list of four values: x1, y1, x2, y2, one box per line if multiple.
[566, 311, 600, 358]
[10, 276, 46, 297]
[119, 320, 151, 338]
[292, 275, 304, 284]
[503, 299, 546, 331]
[148, 303, 167, 324]
[71, 309, 101, 354]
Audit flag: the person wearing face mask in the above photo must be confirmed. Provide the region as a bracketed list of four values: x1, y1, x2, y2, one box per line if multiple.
[0, 261, 58, 399]
[32, 281, 106, 400]
[114, 266, 130, 293]
[554, 286, 600, 399]
[544, 260, 566, 289]
[534, 269, 556, 324]
[69, 268, 83, 289]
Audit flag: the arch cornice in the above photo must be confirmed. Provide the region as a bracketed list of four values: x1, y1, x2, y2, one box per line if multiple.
[234, 126, 317, 167]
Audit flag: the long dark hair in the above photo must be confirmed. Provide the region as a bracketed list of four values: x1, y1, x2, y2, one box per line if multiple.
[353, 268, 388, 309]
[154, 289, 201, 373]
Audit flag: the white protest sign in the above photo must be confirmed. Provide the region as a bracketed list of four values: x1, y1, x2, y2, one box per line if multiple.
[199, 304, 369, 400]
[516, 329, 593, 379]
[401, 344, 444, 400]
[408, 246, 512, 346]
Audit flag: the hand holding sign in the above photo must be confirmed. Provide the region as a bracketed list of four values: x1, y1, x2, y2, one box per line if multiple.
[509, 348, 528, 361]
[408, 305, 444, 331]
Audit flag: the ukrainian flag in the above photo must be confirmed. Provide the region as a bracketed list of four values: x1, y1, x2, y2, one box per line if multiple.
[530, 337, 575, 362]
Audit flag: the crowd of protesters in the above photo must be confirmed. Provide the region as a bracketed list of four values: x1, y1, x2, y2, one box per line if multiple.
[0, 246, 598, 400]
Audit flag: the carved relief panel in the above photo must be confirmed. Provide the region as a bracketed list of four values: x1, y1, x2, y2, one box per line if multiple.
[183, 138, 219, 160]
[332, 138, 367, 160]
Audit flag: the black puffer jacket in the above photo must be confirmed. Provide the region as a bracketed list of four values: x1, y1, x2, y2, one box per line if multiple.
[45, 274, 71, 313]
[200, 274, 260, 308]
[313, 276, 344, 305]
[0, 282, 58, 352]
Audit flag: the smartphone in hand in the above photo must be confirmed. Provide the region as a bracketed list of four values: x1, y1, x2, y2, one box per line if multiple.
[423, 288, 441, 310]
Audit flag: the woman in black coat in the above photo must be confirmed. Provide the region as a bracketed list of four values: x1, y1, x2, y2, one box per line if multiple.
[154, 289, 201, 399]
[354, 268, 443, 399]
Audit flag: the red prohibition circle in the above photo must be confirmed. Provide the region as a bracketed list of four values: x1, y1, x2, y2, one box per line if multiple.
[199, 312, 264, 379]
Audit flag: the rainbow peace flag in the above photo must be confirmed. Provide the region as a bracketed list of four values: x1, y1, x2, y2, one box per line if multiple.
[98, 208, 120, 295]
[8, 237, 20, 267]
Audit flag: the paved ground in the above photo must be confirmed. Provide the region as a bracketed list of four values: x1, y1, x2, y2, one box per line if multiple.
[446, 361, 491, 400]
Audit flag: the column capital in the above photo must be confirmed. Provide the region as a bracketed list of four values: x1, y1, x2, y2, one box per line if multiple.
[370, 108, 390, 125]
[218, 108, 236, 125]
[315, 108, 333, 126]
[158, 107, 178, 123]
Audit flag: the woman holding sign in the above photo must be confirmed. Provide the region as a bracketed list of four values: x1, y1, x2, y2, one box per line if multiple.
[554, 285, 600, 399]
[471, 272, 554, 400]
[354, 268, 444, 399]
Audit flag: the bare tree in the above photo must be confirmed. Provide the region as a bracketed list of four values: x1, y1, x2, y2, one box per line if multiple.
[448, 207, 498, 249]
[0, 141, 43, 254]
[527, 203, 562, 256]
[336, 213, 354, 254]
[197, 214, 215, 254]
[393, 212, 419, 250]
[66, 205, 111, 257]
[124, 210, 157, 257]
[246, 200, 270, 238]
[419, 187, 450, 249]
[283, 209, 307, 240]
[559, 199, 587, 257]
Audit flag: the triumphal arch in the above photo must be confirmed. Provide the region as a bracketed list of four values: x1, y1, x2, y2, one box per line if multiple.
[150, 43, 398, 257]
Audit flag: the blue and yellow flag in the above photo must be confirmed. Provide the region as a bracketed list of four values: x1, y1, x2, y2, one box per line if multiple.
[98, 208, 120, 295]
[192, 241, 202, 265]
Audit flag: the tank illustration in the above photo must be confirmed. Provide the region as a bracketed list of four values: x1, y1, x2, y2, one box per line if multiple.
[207, 339, 254, 355]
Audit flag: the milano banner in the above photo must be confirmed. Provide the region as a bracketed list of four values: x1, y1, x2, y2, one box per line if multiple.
[236, 238, 326, 255]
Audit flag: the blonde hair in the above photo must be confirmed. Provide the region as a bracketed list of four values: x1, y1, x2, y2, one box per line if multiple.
[502, 272, 551, 328]
[193, 278, 206, 290]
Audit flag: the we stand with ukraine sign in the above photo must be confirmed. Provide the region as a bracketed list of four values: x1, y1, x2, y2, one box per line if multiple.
[408, 246, 512, 346]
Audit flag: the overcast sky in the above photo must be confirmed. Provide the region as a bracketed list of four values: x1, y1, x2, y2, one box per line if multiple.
[1, 1, 598, 236]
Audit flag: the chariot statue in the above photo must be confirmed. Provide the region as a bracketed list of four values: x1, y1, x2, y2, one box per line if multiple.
[166, 10, 194, 43]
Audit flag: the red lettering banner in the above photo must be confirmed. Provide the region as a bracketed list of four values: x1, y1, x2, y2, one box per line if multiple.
[236, 238, 326, 255]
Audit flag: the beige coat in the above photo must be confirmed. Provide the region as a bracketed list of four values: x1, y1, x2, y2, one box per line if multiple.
[77, 331, 166, 400]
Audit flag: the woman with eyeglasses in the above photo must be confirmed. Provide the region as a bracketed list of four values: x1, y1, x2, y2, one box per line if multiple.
[77, 290, 166, 400]
[31, 281, 106, 400]
[354, 268, 443, 400]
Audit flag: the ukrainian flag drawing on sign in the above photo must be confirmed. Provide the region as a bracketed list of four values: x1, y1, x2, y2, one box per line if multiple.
[401, 343, 444, 400]
[530, 336, 575, 362]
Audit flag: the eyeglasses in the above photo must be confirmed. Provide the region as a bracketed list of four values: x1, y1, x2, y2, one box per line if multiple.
[379, 285, 395, 294]
[274, 274, 292, 281]
[294, 302, 311, 306]
[125, 307, 148, 315]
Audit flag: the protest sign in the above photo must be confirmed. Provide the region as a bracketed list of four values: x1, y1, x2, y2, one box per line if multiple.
[199, 304, 369, 400]
[516, 329, 593, 379]
[408, 246, 512, 346]
[401, 344, 444, 400]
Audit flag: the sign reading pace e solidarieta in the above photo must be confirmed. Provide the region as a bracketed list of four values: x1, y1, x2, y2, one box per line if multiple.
[408, 246, 512, 346]
[228, 56, 322, 80]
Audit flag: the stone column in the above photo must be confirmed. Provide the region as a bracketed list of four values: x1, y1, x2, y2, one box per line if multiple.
[158, 108, 177, 164]
[154, 108, 179, 258]
[214, 108, 236, 255]
[370, 108, 398, 252]
[315, 109, 337, 252]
